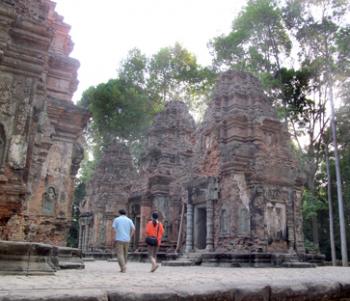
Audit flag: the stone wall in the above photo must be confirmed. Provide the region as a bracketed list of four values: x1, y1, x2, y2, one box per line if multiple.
[0, 0, 88, 245]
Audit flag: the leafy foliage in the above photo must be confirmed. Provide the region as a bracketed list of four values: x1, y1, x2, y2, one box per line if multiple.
[80, 78, 156, 144]
[210, 0, 291, 87]
[67, 181, 86, 248]
[148, 43, 216, 111]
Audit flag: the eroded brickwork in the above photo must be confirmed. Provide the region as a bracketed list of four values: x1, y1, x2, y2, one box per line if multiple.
[0, 0, 88, 245]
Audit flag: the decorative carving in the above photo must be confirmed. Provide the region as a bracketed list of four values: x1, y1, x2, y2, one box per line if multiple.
[12, 0, 49, 23]
[238, 207, 250, 235]
[220, 208, 229, 235]
[13, 78, 33, 134]
[0, 76, 13, 116]
[207, 177, 219, 200]
[265, 202, 286, 242]
[42, 186, 57, 215]
[8, 135, 27, 169]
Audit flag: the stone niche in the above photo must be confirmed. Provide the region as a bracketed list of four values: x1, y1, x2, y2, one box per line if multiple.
[0, 0, 89, 245]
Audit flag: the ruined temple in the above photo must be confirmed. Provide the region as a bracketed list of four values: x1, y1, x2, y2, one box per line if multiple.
[184, 70, 305, 257]
[82, 72, 306, 264]
[79, 142, 136, 252]
[128, 101, 195, 251]
[0, 0, 88, 245]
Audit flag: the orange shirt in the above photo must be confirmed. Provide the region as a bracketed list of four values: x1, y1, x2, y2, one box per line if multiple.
[145, 221, 164, 245]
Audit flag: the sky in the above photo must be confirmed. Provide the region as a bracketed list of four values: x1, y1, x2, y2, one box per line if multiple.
[54, 0, 246, 103]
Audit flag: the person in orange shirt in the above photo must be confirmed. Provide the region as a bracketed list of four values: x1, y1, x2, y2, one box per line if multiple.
[145, 212, 164, 272]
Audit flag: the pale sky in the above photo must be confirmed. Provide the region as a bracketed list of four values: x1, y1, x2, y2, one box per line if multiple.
[54, 0, 246, 102]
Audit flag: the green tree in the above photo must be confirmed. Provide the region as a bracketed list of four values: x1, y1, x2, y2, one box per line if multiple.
[67, 181, 86, 248]
[210, 0, 291, 96]
[79, 78, 156, 145]
[118, 48, 148, 88]
[281, 0, 350, 258]
[148, 42, 216, 111]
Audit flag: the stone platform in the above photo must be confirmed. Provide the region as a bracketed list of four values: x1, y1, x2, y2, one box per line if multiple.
[1, 261, 350, 300]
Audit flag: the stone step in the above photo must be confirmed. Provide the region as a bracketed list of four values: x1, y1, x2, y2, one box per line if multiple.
[162, 260, 195, 267]
[82, 257, 95, 262]
[162, 252, 204, 266]
[281, 262, 316, 268]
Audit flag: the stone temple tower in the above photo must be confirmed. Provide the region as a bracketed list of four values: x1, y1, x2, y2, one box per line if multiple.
[129, 101, 195, 251]
[186, 70, 305, 258]
[79, 142, 136, 253]
[0, 0, 88, 245]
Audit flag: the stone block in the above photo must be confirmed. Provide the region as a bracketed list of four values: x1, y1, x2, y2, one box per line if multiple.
[56, 246, 84, 269]
[0, 240, 56, 275]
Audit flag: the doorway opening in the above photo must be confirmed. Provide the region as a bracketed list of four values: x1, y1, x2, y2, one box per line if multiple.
[194, 206, 206, 249]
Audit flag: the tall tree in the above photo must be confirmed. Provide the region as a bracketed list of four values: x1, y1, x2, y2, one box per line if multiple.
[210, 0, 291, 101]
[148, 42, 215, 112]
[79, 78, 156, 145]
[325, 143, 337, 265]
[118, 48, 148, 88]
[282, 0, 350, 257]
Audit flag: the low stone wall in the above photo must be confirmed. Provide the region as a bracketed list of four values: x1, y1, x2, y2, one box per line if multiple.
[55, 246, 84, 269]
[164, 251, 323, 268]
[0, 240, 84, 275]
[0, 240, 56, 275]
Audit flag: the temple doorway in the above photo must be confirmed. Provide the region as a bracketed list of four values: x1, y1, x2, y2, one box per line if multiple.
[194, 206, 207, 249]
[130, 203, 141, 250]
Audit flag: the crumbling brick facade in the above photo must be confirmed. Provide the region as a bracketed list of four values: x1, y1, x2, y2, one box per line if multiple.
[0, 0, 88, 245]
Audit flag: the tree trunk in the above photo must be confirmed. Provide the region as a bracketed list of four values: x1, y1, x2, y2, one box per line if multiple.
[329, 82, 348, 266]
[325, 145, 337, 266]
[311, 215, 319, 250]
[307, 173, 320, 250]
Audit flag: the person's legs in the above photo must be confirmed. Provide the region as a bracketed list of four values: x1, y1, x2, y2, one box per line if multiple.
[123, 242, 129, 270]
[116, 241, 126, 272]
[147, 245, 156, 267]
[148, 245, 159, 272]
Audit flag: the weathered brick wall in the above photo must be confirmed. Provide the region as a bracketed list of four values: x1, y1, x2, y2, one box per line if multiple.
[0, 0, 88, 245]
